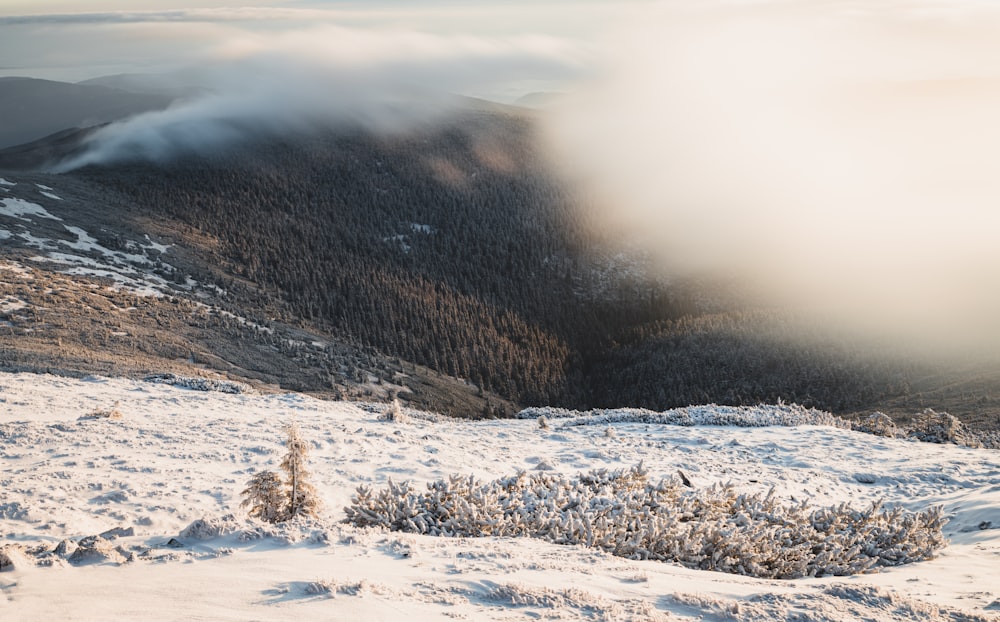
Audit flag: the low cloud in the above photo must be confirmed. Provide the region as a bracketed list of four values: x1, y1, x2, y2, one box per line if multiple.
[543, 0, 1000, 352]
[53, 23, 585, 170]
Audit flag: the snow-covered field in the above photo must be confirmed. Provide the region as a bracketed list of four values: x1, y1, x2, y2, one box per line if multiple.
[1, 372, 998, 621]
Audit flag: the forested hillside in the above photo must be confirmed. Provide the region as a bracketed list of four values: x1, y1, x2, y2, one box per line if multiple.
[5, 102, 999, 426]
[75, 107, 678, 407]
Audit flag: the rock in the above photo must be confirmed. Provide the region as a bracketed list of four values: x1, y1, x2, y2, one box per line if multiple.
[68, 536, 126, 565]
[53, 539, 78, 557]
[100, 526, 135, 540]
[0, 545, 28, 571]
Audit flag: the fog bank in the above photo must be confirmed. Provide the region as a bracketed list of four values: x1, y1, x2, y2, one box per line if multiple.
[544, 0, 1000, 351]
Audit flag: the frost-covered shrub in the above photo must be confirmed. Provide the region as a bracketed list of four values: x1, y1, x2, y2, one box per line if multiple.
[144, 373, 250, 394]
[671, 584, 996, 622]
[236, 518, 327, 545]
[519, 403, 854, 430]
[852, 412, 899, 438]
[345, 466, 947, 580]
[241, 471, 286, 523]
[484, 582, 662, 620]
[303, 579, 388, 597]
[520, 403, 994, 448]
[907, 409, 980, 448]
[379, 399, 408, 423]
[180, 515, 241, 539]
[80, 401, 123, 420]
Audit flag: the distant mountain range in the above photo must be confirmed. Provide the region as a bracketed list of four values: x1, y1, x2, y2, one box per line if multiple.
[0, 77, 175, 150]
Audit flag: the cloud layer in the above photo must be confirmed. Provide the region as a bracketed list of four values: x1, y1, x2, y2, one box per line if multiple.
[543, 0, 1000, 350]
[52, 22, 585, 170]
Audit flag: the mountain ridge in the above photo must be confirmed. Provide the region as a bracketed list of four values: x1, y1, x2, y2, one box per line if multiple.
[0, 77, 174, 150]
[2, 97, 1000, 427]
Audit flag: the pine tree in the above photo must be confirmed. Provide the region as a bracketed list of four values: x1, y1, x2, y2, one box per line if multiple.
[280, 423, 321, 519]
[240, 470, 285, 523]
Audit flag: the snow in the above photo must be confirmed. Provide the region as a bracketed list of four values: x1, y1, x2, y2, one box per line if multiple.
[0, 296, 27, 314]
[0, 178, 15, 186]
[383, 233, 412, 253]
[0, 185, 186, 301]
[23, 252, 166, 298]
[1, 372, 998, 621]
[143, 234, 171, 254]
[0, 198, 61, 222]
[39, 192, 62, 201]
[61, 225, 99, 249]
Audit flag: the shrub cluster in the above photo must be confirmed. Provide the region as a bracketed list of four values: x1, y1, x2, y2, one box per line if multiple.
[144, 373, 250, 394]
[852, 412, 900, 438]
[518, 402, 852, 429]
[907, 409, 983, 447]
[519, 403, 996, 448]
[345, 465, 946, 580]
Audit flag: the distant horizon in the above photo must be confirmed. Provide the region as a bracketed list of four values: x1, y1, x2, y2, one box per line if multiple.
[0, 2, 613, 100]
[0, 71, 565, 108]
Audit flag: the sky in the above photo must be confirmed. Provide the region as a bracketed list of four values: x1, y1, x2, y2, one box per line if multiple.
[0, 1, 615, 99]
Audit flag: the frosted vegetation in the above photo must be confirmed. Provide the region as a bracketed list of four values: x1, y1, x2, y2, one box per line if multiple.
[241, 423, 322, 522]
[345, 464, 946, 580]
[144, 373, 251, 395]
[519, 403, 997, 448]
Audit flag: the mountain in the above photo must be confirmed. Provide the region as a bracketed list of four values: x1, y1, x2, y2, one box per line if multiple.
[0, 125, 100, 171]
[514, 91, 564, 108]
[0, 77, 174, 150]
[77, 72, 204, 98]
[2, 100, 1000, 426]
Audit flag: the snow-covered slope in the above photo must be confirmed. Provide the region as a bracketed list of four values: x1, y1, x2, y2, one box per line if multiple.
[1, 372, 998, 620]
[0, 177, 181, 297]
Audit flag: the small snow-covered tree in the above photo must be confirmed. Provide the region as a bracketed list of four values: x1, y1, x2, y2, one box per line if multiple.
[281, 423, 321, 519]
[240, 470, 286, 523]
[381, 398, 407, 423]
